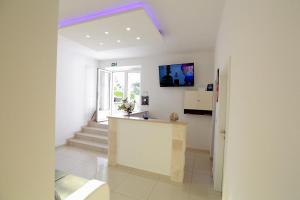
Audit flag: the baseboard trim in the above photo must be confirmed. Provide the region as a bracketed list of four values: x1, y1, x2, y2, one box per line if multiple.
[55, 144, 66, 149]
[113, 164, 170, 180]
[186, 147, 210, 154]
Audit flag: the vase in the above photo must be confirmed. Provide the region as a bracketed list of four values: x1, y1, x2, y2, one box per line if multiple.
[169, 112, 179, 121]
[127, 111, 132, 117]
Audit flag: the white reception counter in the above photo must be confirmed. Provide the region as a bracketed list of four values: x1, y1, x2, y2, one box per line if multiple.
[107, 116, 187, 182]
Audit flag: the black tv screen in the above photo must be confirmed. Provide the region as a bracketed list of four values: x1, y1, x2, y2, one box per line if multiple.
[159, 63, 194, 87]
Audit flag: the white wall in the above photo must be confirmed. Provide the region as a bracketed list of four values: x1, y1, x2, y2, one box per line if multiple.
[101, 51, 214, 150]
[215, 0, 300, 199]
[56, 36, 99, 146]
[0, 0, 58, 199]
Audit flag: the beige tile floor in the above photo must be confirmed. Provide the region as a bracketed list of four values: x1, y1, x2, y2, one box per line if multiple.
[56, 146, 222, 200]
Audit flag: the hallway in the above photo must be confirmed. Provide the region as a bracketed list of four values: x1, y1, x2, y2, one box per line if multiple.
[56, 146, 221, 200]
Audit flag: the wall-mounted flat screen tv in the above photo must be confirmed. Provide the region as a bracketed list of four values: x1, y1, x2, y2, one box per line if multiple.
[159, 63, 194, 87]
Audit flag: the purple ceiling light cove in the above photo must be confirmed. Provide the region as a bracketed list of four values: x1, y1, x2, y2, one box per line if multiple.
[59, 2, 161, 33]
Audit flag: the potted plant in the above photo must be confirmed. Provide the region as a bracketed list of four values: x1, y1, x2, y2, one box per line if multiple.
[118, 98, 135, 116]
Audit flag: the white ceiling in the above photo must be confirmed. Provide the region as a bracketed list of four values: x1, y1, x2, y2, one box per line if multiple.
[59, 9, 163, 52]
[59, 0, 225, 60]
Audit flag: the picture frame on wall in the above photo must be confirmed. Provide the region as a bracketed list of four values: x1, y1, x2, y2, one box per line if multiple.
[141, 96, 149, 105]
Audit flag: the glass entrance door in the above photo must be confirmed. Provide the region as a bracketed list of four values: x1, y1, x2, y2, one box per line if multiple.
[96, 69, 112, 122]
[111, 71, 141, 114]
[112, 72, 125, 114]
[127, 72, 141, 107]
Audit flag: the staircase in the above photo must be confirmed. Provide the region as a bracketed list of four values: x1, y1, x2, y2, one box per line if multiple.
[67, 121, 109, 153]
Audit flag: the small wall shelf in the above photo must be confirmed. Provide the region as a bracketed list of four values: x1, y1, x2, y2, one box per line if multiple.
[184, 90, 213, 115]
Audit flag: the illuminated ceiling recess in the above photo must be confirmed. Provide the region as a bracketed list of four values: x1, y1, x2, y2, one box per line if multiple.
[58, 2, 162, 34]
[58, 2, 163, 55]
[58, 9, 163, 51]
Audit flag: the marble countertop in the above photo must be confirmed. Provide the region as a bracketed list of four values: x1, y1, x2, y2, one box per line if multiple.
[107, 115, 187, 125]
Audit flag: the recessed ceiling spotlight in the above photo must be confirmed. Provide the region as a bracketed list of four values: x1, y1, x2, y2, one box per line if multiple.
[104, 31, 109, 35]
[116, 40, 121, 43]
[126, 27, 131, 31]
[99, 42, 104, 46]
[136, 36, 141, 40]
[85, 34, 91, 38]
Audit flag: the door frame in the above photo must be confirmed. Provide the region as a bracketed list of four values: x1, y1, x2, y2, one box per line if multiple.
[96, 68, 142, 120]
[222, 57, 231, 195]
[213, 57, 231, 192]
[96, 68, 113, 122]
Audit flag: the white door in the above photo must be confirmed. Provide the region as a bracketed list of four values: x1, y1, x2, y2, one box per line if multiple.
[213, 58, 231, 192]
[96, 69, 112, 122]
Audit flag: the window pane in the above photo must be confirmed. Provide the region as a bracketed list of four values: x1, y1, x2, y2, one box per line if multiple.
[112, 72, 125, 112]
[127, 72, 141, 109]
[113, 72, 125, 102]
